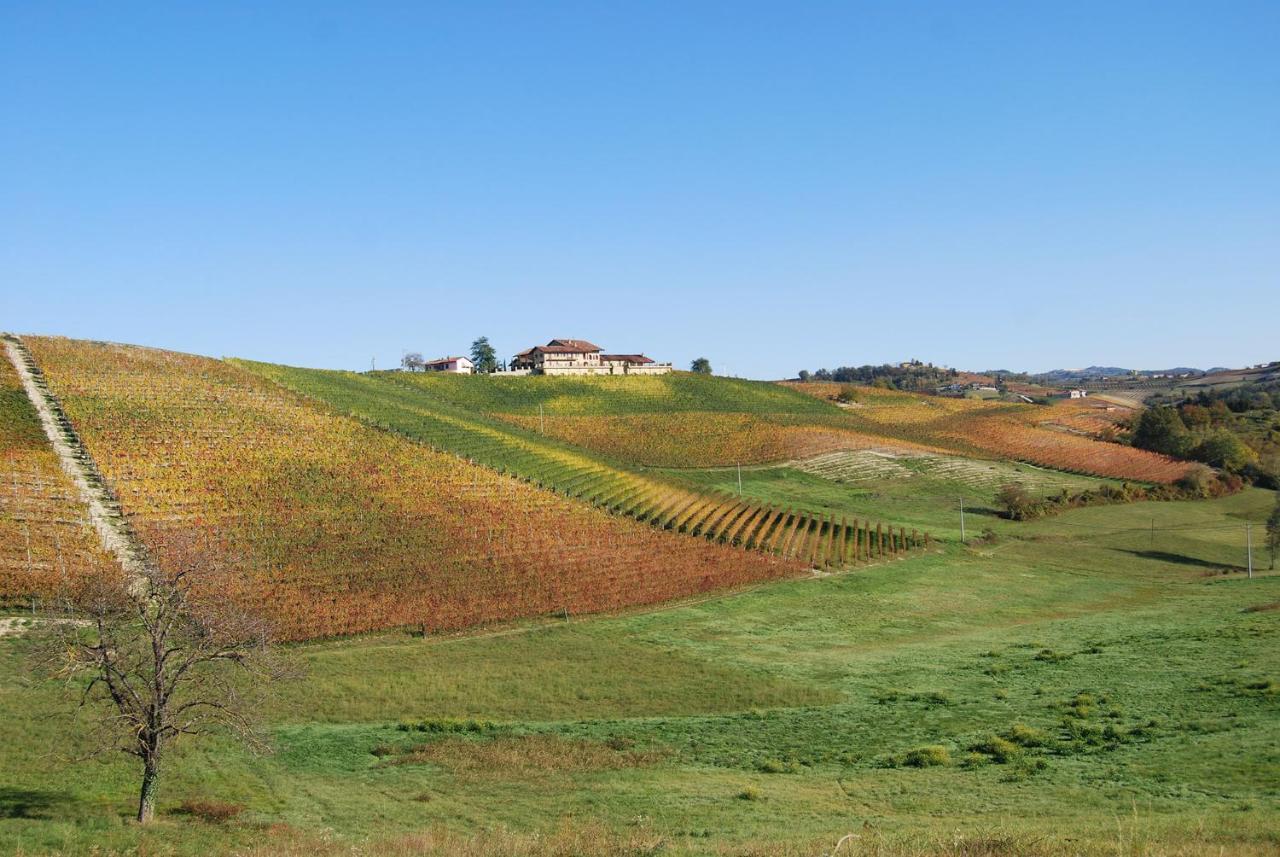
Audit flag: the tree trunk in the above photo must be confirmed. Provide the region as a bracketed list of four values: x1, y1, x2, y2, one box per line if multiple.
[137, 757, 159, 824]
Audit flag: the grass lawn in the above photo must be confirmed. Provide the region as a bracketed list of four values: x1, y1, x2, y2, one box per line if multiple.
[0, 490, 1276, 855]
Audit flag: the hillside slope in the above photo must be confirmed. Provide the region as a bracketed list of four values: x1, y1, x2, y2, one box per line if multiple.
[384, 370, 907, 467]
[398, 370, 949, 467]
[237, 362, 925, 571]
[786, 382, 1195, 483]
[0, 338, 118, 601]
[358, 372, 1192, 483]
[26, 337, 804, 640]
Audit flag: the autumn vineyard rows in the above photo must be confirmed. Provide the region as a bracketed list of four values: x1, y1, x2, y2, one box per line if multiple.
[0, 337, 118, 601]
[361, 373, 1192, 482]
[10, 339, 921, 640]
[240, 362, 927, 578]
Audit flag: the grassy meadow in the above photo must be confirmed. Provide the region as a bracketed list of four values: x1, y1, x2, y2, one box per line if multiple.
[1, 488, 1276, 855]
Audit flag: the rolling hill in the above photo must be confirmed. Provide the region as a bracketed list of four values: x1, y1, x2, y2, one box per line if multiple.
[19, 337, 811, 640]
[236, 361, 924, 574]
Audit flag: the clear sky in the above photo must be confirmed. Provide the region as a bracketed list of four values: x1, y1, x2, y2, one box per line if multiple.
[3, 2, 1277, 378]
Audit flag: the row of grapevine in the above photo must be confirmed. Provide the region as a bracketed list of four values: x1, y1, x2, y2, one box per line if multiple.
[26, 337, 809, 640]
[0, 336, 120, 601]
[237, 363, 927, 569]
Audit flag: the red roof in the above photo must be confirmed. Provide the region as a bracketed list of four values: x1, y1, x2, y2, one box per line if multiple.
[515, 339, 603, 357]
[600, 354, 653, 364]
[546, 339, 601, 352]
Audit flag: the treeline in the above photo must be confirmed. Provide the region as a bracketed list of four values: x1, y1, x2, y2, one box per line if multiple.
[995, 470, 1244, 521]
[796, 361, 958, 391]
[1128, 380, 1280, 488]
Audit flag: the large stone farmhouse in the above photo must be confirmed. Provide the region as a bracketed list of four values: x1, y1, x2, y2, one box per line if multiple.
[510, 339, 672, 376]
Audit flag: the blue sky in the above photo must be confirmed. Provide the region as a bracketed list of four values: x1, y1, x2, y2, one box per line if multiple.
[3, 2, 1277, 378]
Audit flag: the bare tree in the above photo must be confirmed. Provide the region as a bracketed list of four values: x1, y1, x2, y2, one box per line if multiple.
[39, 533, 291, 824]
[401, 352, 424, 371]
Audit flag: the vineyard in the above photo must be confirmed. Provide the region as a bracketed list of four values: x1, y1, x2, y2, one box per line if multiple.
[22, 338, 830, 639]
[495, 412, 926, 468]
[374, 373, 1189, 482]
[381, 371, 944, 468]
[24, 338, 936, 640]
[783, 382, 1194, 483]
[238, 362, 926, 576]
[0, 338, 119, 601]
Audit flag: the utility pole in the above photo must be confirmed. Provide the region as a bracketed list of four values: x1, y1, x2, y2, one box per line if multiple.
[737, 462, 743, 497]
[371, 357, 376, 372]
[1247, 522, 1253, 579]
[959, 497, 966, 544]
[539, 403, 545, 435]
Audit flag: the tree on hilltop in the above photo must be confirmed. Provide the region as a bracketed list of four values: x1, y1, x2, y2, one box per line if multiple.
[401, 352, 424, 371]
[470, 337, 498, 374]
[690, 357, 712, 375]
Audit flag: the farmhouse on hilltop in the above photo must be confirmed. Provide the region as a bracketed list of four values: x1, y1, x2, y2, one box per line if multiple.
[510, 339, 672, 376]
[422, 355, 474, 374]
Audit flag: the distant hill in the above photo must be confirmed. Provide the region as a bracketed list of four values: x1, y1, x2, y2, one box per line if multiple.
[1032, 366, 1206, 383]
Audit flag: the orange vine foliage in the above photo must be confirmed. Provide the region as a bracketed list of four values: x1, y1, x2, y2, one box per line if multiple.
[0, 348, 120, 599]
[497, 412, 934, 467]
[27, 338, 806, 640]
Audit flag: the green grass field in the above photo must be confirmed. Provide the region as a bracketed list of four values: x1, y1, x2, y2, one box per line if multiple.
[2, 489, 1276, 855]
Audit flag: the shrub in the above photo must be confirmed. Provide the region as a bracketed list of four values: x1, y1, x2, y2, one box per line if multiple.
[737, 787, 761, 801]
[900, 745, 953, 768]
[1004, 723, 1049, 748]
[996, 483, 1041, 520]
[970, 736, 1021, 764]
[758, 758, 787, 774]
[400, 717, 498, 734]
[175, 799, 245, 823]
[1000, 757, 1049, 781]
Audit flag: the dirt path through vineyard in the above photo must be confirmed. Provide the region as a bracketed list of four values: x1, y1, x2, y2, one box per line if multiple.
[3, 336, 145, 587]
